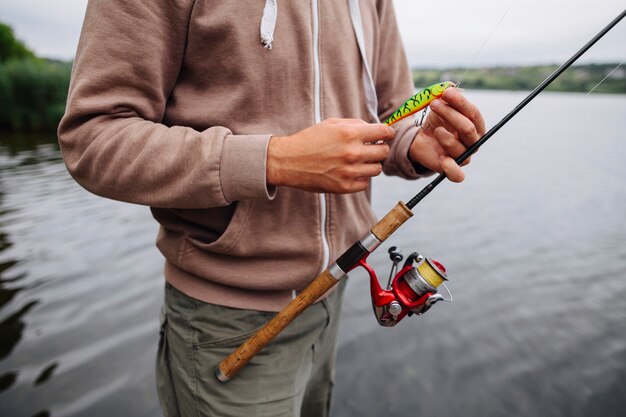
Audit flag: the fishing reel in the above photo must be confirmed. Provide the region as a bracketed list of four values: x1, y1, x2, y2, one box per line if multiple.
[358, 246, 452, 327]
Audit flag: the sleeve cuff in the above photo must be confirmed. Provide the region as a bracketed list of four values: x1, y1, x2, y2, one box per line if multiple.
[386, 118, 434, 179]
[219, 134, 277, 203]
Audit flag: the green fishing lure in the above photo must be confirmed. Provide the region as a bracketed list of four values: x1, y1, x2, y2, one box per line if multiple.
[384, 81, 455, 126]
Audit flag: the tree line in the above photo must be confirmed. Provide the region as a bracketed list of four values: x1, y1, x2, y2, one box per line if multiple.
[0, 23, 71, 133]
[412, 64, 625, 94]
[0, 22, 624, 134]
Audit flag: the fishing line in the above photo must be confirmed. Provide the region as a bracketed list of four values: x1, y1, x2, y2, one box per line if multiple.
[417, 0, 517, 132]
[456, 0, 517, 86]
[587, 60, 624, 95]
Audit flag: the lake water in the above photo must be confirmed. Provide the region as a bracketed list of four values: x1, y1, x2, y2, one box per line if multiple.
[0, 91, 625, 417]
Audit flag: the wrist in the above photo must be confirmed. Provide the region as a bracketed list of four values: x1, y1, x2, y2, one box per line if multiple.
[408, 132, 432, 175]
[266, 135, 287, 187]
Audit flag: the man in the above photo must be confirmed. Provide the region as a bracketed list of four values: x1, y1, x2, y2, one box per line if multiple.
[58, 0, 485, 416]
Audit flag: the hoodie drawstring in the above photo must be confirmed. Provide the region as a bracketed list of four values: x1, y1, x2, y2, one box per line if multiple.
[259, 0, 379, 122]
[348, 0, 380, 122]
[260, 0, 278, 49]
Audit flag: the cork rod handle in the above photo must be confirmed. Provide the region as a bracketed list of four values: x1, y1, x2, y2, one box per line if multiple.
[216, 268, 340, 382]
[216, 201, 413, 382]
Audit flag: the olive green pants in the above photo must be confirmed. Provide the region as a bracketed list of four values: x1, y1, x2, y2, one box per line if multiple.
[156, 281, 346, 417]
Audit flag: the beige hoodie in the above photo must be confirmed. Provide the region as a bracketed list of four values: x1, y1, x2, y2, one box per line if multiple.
[58, 0, 427, 311]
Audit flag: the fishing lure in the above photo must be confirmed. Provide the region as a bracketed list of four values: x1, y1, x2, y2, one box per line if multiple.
[384, 81, 455, 126]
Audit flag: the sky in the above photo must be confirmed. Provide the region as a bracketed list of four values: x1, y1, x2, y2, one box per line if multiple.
[0, 0, 624, 68]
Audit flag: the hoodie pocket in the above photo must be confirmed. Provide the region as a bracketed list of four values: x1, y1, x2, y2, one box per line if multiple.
[174, 189, 327, 291]
[183, 199, 255, 255]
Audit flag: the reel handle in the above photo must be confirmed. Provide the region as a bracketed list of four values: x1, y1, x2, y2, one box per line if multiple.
[388, 246, 403, 263]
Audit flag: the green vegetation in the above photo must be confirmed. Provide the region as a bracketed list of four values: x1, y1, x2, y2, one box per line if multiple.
[0, 24, 36, 63]
[0, 23, 71, 133]
[0, 21, 623, 135]
[413, 64, 626, 94]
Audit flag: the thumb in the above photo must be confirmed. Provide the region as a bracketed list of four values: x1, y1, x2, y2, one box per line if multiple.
[440, 155, 464, 183]
[359, 123, 395, 143]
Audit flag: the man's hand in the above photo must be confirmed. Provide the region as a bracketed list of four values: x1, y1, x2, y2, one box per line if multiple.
[267, 118, 394, 193]
[409, 88, 486, 182]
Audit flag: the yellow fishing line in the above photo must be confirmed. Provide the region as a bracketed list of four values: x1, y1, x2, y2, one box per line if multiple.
[417, 260, 446, 288]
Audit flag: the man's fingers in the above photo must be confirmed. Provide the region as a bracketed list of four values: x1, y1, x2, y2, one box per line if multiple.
[440, 156, 464, 183]
[356, 123, 395, 143]
[410, 90, 485, 181]
[358, 162, 384, 178]
[325, 118, 367, 125]
[361, 142, 390, 162]
[327, 119, 395, 143]
[336, 163, 383, 193]
[342, 162, 384, 180]
[270, 118, 398, 193]
[441, 88, 486, 135]
[433, 126, 466, 160]
[430, 99, 480, 148]
[347, 178, 371, 193]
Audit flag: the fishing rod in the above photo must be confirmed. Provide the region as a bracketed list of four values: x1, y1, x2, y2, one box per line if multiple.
[215, 8, 626, 382]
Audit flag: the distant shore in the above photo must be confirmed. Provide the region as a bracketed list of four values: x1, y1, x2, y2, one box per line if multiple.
[412, 63, 626, 94]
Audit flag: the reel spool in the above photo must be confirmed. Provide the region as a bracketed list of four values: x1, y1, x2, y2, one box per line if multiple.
[358, 246, 451, 327]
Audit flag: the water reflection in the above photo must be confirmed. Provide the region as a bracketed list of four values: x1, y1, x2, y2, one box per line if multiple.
[0, 300, 39, 361]
[0, 147, 41, 400]
[0, 198, 24, 307]
[34, 363, 58, 386]
[0, 132, 61, 159]
[0, 134, 61, 415]
[0, 268, 26, 309]
[0, 371, 18, 393]
[0, 131, 163, 417]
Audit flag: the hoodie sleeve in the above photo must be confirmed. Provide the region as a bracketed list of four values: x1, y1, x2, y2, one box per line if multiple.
[58, 0, 275, 209]
[374, 0, 433, 180]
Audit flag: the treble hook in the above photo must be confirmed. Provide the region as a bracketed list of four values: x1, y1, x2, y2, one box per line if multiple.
[413, 108, 428, 129]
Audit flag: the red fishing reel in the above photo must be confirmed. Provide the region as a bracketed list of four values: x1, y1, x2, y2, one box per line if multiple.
[358, 246, 452, 327]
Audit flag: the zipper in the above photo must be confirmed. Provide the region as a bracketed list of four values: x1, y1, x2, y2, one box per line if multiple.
[311, 0, 330, 274]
